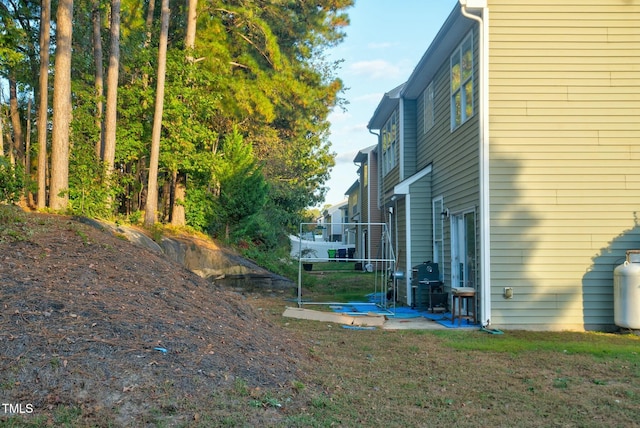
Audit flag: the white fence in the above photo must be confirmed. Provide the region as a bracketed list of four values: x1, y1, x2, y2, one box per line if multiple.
[288, 235, 354, 260]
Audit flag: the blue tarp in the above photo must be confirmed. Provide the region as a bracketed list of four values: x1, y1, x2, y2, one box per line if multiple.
[331, 298, 477, 329]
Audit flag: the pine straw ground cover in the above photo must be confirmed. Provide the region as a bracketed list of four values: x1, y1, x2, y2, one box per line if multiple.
[2, 206, 640, 427]
[0, 207, 311, 426]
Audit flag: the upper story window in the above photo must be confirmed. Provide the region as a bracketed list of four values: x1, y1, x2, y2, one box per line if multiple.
[362, 164, 368, 188]
[382, 109, 398, 175]
[424, 82, 435, 133]
[450, 32, 474, 129]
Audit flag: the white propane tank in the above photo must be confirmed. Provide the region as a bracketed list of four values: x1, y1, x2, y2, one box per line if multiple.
[613, 261, 640, 329]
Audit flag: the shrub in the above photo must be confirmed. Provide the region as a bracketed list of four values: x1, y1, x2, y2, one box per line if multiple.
[0, 157, 25, 204]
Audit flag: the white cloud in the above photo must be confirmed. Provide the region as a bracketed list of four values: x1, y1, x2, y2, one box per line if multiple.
[343, 122, 369, 134]
[335, 150, 359, 165]
[348, 59, 402, 80]
[328, 109, 352, 124]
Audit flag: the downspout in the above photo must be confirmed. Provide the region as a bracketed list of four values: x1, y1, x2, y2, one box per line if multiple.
[368, 128, 381, 269]
[459, 0, 491, 327]
[369, 128, 382, 210]
[367, 151, 373, 267]
[399, 97, 405, 182]
[398, 96, 410, 302]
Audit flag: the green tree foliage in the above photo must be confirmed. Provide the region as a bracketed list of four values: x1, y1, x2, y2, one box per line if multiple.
[213, 127, 267, 240]
[160, 49, 219, 192]
[0, 0, 41, 87]
[2, 0, 354, 251]
[195, 0, 352, 234]
[67, 126, 113, 218]
[0, 156, 24, 203]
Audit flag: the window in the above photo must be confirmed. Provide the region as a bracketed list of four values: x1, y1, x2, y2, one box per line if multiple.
[450, 32, 474, 129]
[362, 164, 368, 188]
[424, 82, 435, 133]
[381, 109, 398, 175]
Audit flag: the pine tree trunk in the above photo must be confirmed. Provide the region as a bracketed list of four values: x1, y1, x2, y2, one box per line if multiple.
[25, 99, 31, 175]
[37, 0, 51, 210]
[185, 0, 197, 51]
[92, 0, 104, 159]
[9, 77, 24, 164]
[144, 0, 156, 48]
[50, 0, 73, 211]
[167, 0, 196, 227]
[0, 113, 4, 157]
[144, 0, 169, 227]
[25, 99, 33, 207]
[102, 0, 121, 177]
[170, 171, 186, 226]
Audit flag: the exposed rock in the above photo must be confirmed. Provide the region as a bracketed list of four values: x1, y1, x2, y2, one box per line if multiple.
[76, 217, 295, 291]
[75, 217, 163, 254]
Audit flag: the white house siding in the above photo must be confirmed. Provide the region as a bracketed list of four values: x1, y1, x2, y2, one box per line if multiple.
[488, 0, 640, 330]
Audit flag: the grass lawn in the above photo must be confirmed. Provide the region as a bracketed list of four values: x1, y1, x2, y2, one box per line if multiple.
[296, 261, 386, 303]
[5, 258, 640, 427]
[252, 265, 640, 427]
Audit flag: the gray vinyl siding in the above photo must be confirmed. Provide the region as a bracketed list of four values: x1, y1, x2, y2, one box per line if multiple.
[408, 178, 433, 267]
[367, 153, 383, 261]
[361, 169, 369, 225]
[395, 201, 408, 303]
[380, 108, 401, 200]
[402, 99, 418, 179]
[488, 0, 640, 330]
[414, 26, 481, 292]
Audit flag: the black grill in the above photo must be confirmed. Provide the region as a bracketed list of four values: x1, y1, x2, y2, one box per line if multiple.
[411, 262, 447, 312]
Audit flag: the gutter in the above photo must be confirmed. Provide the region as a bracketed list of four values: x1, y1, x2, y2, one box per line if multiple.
[459, 0, 491, 327]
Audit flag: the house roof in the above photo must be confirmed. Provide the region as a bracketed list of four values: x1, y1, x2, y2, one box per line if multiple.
[367, 5, 472, 128]
[401, 5, 472, 99]
[353, 144, 377, 163]
[394, 164, 433, 195]
[345, 180, 359, 196]
[367, 83, 405, 130]
[323, 199, 348, 216]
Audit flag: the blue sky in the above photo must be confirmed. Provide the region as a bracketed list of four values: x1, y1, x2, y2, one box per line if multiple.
[322, 0, 459, 207]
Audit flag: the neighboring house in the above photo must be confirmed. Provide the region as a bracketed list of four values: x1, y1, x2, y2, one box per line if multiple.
[367, 0, 640, 331]
[345, 180, 360, 251]
[339, 203, 350, 244]
[353, 146, 384, 266]
[322, 200, 348, 242]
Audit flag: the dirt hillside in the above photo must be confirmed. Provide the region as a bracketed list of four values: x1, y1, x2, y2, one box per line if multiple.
[0, 207, 307, 426]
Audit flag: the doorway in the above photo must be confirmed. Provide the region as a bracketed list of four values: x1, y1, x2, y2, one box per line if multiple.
[451, 210, 477, 289]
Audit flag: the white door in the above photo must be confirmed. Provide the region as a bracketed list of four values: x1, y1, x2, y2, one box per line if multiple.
[451, 211, 476, 289]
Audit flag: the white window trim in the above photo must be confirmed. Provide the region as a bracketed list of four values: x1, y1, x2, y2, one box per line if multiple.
[450, 31, 474, 130]
[381, 109, 398, 175]
[424, 82, 435, 134]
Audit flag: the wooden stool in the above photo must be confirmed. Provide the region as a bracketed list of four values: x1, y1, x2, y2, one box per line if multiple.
[451, 287, 476, 325]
